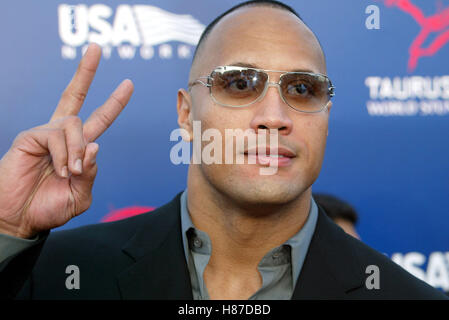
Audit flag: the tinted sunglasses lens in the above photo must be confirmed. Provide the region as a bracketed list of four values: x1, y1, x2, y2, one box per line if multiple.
[210, 69, 268, 107]
[281, 73, 331, 112]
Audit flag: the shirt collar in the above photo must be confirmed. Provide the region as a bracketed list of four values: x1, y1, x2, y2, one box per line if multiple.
[179, 189, 318, 287]
[180, 189, 195, 264]
[285, 195, 318, 288]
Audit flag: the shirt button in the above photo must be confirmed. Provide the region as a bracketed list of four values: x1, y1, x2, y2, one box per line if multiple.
[193, 237, 203, 248]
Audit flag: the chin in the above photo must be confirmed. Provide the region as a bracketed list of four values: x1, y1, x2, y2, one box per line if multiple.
[198, 163, 315, 209]
[219, 174, 309, 207]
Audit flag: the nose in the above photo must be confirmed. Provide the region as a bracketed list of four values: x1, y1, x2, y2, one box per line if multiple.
[249, 85, 293, 135]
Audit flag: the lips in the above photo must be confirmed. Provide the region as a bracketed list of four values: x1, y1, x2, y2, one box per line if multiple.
[243, 146, 296, 167]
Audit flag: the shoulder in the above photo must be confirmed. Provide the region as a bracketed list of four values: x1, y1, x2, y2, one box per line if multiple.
[33, 210, 156, 279]
[44, 192, 182, 253]
[48, 210, 151, 249]
[26, 193, 183, 298]
[350, 235, 444, 298]
[320, 212, 447, 299]
[34, 192, 182, 271]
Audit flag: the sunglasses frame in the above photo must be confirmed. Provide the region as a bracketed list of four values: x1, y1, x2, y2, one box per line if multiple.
[189, 65, 335, 113]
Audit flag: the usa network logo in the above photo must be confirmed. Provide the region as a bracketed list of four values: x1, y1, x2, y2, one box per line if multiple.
[58, 4, 205, 60]
[365, 0, 449, 117]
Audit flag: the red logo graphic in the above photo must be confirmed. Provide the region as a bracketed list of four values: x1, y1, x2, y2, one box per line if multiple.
[101, 206, 155, 222]
[383, 0, 449, 71]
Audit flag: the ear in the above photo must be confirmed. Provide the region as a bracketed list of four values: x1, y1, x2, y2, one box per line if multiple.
[326, 101, 332, 114]
[177, 88, 193, 142]
[325, 101, 332, 137]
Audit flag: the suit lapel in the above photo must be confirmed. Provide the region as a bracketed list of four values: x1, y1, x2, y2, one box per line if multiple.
[291, 207, 365, 299]
[115, 193, 365, 300]
[117, 193, 193, 299]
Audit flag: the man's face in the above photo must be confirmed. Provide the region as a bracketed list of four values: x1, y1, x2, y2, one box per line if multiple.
[184, 7, 330, 206]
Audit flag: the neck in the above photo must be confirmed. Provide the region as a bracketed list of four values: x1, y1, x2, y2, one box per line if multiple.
[186, 164, 312, 270]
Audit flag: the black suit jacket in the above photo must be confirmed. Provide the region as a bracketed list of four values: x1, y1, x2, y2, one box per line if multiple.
[0, 192, 446, 299]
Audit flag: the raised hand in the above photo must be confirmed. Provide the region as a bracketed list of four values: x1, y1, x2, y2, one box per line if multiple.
[0, 43, 134, 239]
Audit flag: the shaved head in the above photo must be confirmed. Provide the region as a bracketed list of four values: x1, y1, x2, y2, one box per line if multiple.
[190, 0, 326, 81]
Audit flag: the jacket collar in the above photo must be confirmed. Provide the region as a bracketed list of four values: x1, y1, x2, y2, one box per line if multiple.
[291, 206, 366, 299]
[116, 193, 365, 300]
[117, 192, 193, 299]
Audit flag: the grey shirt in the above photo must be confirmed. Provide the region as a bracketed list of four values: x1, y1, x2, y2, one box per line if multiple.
[180, 190, 318, 300]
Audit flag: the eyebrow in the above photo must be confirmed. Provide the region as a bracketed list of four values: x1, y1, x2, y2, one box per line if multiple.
[227, 61, 316, 73]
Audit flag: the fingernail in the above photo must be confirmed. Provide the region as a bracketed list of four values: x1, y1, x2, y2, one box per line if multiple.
[61, 166, 69, 178]
[74, 159, 83, 174]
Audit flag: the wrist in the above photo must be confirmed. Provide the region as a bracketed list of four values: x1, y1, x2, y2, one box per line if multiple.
[0, 222, 35, 239]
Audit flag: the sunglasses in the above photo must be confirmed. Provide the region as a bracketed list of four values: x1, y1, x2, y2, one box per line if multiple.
[188, 66, 335, 113]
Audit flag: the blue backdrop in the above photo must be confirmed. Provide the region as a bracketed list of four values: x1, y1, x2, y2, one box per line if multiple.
[0, 0, 448, 290]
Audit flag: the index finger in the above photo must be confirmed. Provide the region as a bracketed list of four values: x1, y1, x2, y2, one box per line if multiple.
[50, 43, 102, 122]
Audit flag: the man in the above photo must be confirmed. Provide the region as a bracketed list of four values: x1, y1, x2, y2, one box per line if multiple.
[0, 0, 446, 299]
[313, 193, 360, 240]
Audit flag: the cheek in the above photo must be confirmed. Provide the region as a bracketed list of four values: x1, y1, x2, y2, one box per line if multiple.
[295, 116, 329, 164]
[192, 103, 253, 163]
[194, 99, 252, 132]
[309, 119, 328, 146]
